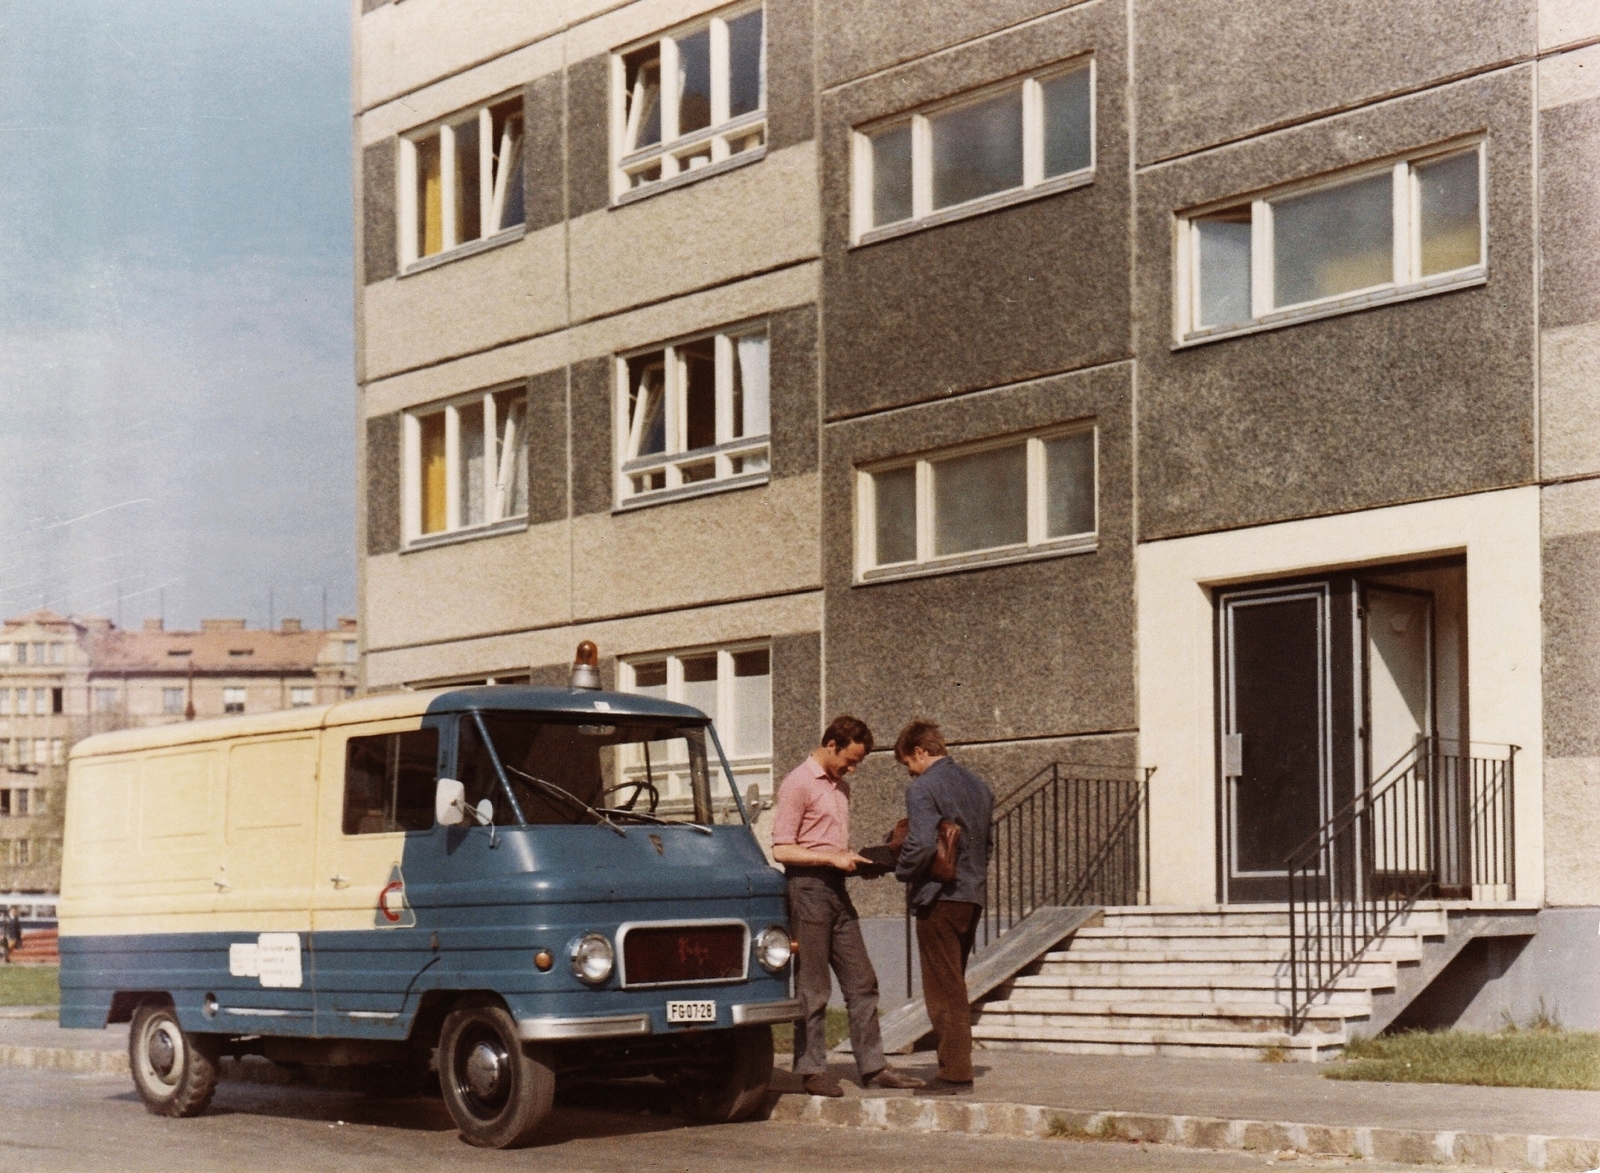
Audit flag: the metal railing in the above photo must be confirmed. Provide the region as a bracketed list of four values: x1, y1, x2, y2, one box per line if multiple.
[902, 764, 1151, 996]
[1286, 737, 1516, 1032]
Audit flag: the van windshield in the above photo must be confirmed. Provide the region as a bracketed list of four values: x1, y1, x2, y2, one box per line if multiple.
[458, 712, 716, 827]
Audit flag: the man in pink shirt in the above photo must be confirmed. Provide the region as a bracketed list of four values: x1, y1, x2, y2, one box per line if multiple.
[771, 715, 922, 1095]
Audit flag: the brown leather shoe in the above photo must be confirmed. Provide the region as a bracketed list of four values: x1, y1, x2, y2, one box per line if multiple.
[802, 1071, 845, 1097]
[865, 1067, 925, 1090]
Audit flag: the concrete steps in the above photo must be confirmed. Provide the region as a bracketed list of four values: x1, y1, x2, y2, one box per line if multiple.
[968, 904, 1451, 1062]
[6, 928, 58, 965]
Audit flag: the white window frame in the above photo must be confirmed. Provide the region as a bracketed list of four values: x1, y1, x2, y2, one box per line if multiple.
[611, 1, 767, 203]
[161, 688, 185, 716]
[619, 641, 773, 806]
[402, 385, 530, 548]
[615, 323, 770, 509]
[850, 57, 1095, 246]
[855, 424, 1098, 583]
[290, 686, 315, 708]
[397, 92, 526, 273]
[222, 687, 247, 715]
[1174, 139, 1487, 346]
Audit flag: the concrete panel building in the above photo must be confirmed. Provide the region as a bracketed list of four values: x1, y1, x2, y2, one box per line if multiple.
[353, 0, 1600, 1047]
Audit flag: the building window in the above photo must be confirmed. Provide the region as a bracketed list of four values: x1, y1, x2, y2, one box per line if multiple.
[14, 839, 29, 865]
[857, 425, 1097, 580]
[92, 688, 117, 714]
[50, 687, 62, 714]
[617, 325, 769, 505]
[162, 688, 185, 715]
[12, 643, 25, 665]
[223, 688, 246, 715]
[30, 689, 45, 716]
[49, 740, 63, 766]
[399, 95, 524, 269]
[622, 645, 772, 803]
[343, 728, 439, 835]
[614, 3, 765, 199]
[1177, 143, 1484, 342]
[290, 686, 315, 708]
[404, 387, 528, 544]
[343, 640, 359, 664]
[343, 686, 357, 699]
[0, 691, 9, 716]
[48, 642, 64, 664]
[853, 60, 1093, 244]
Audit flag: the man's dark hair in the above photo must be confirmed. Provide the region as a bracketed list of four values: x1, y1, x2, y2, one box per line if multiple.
[821, 714, 873, 754]
[893, 719, 946, 761]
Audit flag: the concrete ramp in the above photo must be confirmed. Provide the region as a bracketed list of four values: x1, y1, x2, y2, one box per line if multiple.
[841, 906, 1102, 1056]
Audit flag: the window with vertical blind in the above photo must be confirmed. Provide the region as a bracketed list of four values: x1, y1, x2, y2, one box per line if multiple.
[399, 95, 525, 270]
[403, 387, 529, 546]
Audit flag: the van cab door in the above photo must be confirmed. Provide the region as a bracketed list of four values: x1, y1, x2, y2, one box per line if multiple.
[311, 718, 442, 1036]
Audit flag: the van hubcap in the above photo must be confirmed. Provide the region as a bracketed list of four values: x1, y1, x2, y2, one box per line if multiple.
[464, 1040, 506, 1101]
[147, 1026, 178, 1079]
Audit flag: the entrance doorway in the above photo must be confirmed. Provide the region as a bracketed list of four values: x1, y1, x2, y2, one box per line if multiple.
[1215, 559, 1465, 903]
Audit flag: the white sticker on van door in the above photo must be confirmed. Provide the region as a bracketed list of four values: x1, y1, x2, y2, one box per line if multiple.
[229, 934, 303, 988]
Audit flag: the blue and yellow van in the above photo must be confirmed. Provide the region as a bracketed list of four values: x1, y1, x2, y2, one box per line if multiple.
[58, 648, 796, 1148]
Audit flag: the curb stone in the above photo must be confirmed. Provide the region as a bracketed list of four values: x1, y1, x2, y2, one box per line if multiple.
[766, 1093, 1600, 1172]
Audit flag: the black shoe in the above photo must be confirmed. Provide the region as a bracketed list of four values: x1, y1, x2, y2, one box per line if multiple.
[913, 1077, 974, 1097]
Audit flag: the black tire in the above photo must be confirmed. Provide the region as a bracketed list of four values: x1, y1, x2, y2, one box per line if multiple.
[128, 1002, 219, 1118]
[438, 999, 554, 1148]
[674, 1025, 774, 1124]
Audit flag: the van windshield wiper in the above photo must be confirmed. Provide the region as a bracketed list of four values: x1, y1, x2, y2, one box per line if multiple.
[502, 763, 627, 838]
[594, 804, 714, 834]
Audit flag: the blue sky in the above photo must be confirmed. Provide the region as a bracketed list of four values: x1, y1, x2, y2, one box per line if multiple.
[0, 0, 354, 631]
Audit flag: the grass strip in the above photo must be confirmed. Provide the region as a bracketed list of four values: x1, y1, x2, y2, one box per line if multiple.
[1325, 1028, 1600, 1091]
[0, 964, 59, 1007]
[772, 1006, 852, 1055]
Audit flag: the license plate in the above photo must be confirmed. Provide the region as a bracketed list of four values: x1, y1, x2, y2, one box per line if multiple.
[666, 1000, 717, 1024]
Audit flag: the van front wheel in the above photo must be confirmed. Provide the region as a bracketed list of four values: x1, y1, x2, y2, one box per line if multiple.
[438, 1001, 554, 1148]
[128, 1002, 219, 1118]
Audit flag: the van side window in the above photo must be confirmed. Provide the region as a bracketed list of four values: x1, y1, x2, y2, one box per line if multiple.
[343, 729, 439, 835]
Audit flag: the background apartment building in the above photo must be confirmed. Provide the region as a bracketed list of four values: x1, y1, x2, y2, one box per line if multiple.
[354, 0, 1599, 1038]
[0, 610, 360, 896]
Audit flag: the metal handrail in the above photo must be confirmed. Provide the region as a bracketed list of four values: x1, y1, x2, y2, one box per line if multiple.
[901, 765, 1151, 997]
[1286, 736, 1516, 1032]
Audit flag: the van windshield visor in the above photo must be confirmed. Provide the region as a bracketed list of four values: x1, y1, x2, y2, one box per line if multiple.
[458, 712, 715, 827]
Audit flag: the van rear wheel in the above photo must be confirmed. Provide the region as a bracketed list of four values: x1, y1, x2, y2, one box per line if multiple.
[438, 1000, 554, 1148]
[674, 1025, 774, 1123]
[128, 1002, 219, 1118]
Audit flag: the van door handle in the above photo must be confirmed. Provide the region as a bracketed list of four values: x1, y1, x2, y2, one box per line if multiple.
[330, 875, 350, 889]
[213, 879, 231, 892]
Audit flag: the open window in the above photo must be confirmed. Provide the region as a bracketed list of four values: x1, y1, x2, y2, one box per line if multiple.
[403, 386, 529, 545]
[399, 95, 525, 270]
[617, 325, 769, 505]
[615, 3, 765, 198]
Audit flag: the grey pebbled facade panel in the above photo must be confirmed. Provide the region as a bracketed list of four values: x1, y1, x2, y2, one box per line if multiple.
[766, 0, 815, 150]
[570, 356, 615, 517]
[525, 369, 570, 526]
[365, 413, 401, 555]
[567, 55, 612, 219]
[1539, 96, 1600, 331]
[524, 73, 567, 233]
[1134, 69, 1536, 541]
[769, 304, 820, 478]
[1544, 530, 1600, 758]
[362, 139, 398, 285]
[1133, 0, 1534, 164]
[770, 631, 822, 788]
[820, 2, 1131, 420]
[823, 364, 1136, 747]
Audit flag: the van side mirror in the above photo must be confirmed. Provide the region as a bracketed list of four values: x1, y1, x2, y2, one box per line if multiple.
[436, 778, 466, 826]
[745, 783, 764, 825]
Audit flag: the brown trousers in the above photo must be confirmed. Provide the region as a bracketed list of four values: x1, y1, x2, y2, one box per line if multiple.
[915, 899, 981, 1083]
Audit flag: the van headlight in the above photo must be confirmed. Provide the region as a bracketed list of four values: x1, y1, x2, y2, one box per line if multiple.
[570, 933, 615, 985]
[755, 925, 791, 973]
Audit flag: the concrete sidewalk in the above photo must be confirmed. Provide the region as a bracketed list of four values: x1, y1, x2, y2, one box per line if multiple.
[6, 1013, 1597, 1169]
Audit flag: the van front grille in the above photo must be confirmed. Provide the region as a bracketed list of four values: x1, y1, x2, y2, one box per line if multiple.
[621, 923, 746, 987]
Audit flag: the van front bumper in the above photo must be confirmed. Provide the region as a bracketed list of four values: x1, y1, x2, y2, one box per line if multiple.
[516, 998, 801, 1041]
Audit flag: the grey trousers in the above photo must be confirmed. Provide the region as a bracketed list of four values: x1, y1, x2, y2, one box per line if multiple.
[787, 873, 886, 1078]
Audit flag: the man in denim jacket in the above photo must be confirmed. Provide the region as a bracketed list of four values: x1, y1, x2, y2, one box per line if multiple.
[893, 720, 993, 1096]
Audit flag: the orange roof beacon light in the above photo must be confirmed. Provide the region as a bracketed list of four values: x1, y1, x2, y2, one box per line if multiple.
[570, 640, 601, 690]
